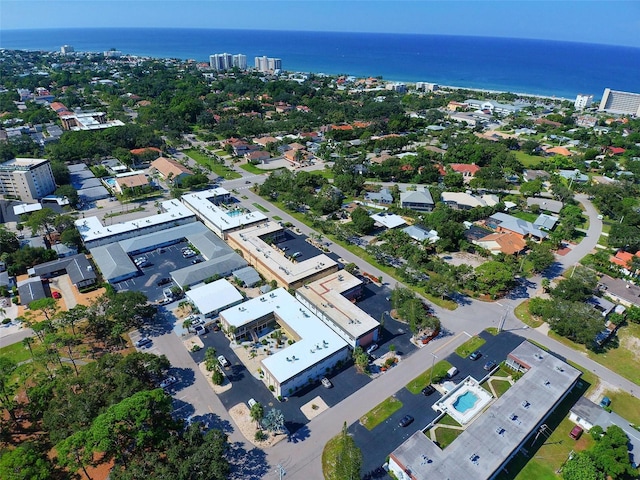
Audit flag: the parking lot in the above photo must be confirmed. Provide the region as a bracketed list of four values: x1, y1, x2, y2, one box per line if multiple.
[189, 326, 372, 436]
[351, 330, 526, 474]
[274, 229, 341, 264]
[113, 240, 203, 302]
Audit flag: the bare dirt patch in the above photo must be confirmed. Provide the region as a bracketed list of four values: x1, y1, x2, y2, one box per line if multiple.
[620, 335, 640, 363]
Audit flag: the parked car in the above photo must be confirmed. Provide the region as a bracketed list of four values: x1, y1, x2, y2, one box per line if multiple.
[192, 258, 203, 264]
[321, 377, 333, 388]
[569, 425, 583, 440]
[194, 325, 206, 336]
[421, 385, 436, 396]
[483, 360, 497, 371]
[469, 350, 482, 361]
[135, 337, 151, 348]
[247, 398, 257, 409]
[366, 343, 379, 355]
[399, 415, 414, 427]
[599, 396, 611, 408]
[217, 355, 230, 368]
[157, 278, 172, 286]
[52, 291, 61, 299]
[183, 251, 196, 258]
[160, 376, 177, 389]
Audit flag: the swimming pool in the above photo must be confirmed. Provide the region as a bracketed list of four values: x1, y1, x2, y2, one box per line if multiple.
[226, 209, 243, 217]
[453, 391, 479, 414]
[103, 177, 116, 187]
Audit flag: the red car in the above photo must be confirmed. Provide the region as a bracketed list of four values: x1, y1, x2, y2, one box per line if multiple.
[52, 291, 61, 299]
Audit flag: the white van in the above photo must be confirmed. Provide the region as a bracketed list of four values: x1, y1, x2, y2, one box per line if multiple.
[447, 366, 459, 378]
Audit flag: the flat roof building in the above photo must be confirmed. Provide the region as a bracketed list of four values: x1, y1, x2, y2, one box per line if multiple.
[598, 88, 640, 116]
[295, 271, 379, 348]
[181, 188, 267, 239]
[226, 222, 338, 289]
[75, 199, 196, 249]
[186, 279, 244, 318]
[59, 111, 125, 131]
[389, 341, 581, 480]
[219, 288, 349, 397]
[0, 158, 56, 202]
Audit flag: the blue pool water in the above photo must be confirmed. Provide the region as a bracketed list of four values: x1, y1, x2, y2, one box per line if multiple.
[226, 210, 243, 217]
[103, 178, 116, 187]
[453, 391, 479, 414]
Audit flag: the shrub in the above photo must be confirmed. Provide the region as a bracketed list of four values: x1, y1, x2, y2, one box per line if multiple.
[191, 344, 201, 352]
[277, 395, 283, 402]
[269, 385, 275, 392]
[255, 430, 268, 441]
[211, 369, 224, 385]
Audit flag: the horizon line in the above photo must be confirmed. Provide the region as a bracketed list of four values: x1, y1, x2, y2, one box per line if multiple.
[2, 26, 639, 50]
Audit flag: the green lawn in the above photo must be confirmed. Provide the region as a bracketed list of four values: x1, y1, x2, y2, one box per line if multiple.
[272, 216, 282, 221]
[455, 336, 487, 358]
[489, 378, 512, 397]
[438, 414, 461, 427]
[423, 293, 458, 311]
[511, 210, 539, 223]
[239, 163, 271, 175]
[322, 434, 342, 480]
[406, 360, 454, 394]
[549, 322, 640, 386]
[434, 425, 463, 449]
[360, 396, 403, 430]
[515, 151, 544, 167]
[252, 202, 269, 213]
[603, 389, 640, 425]
[514, 300, 544, 328]
[183, 149, 241, 179]
[485, 327, 499, 336]
[0, 341, 32, 364]
[309, 169, 335, 180]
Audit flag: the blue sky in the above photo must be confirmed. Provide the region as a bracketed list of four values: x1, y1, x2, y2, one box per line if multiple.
[2, 1, 639, 48]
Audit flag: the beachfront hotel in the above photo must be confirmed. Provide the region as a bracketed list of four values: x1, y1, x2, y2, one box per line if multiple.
[388, 341, 581, 480]
[599, 88, 640, 116]
[0, 157, 56, 202]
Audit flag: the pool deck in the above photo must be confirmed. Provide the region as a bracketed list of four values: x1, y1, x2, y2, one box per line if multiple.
[434, 376, 493, 425]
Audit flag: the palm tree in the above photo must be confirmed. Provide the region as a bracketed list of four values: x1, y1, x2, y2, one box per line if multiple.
[250, 401, 264, 429]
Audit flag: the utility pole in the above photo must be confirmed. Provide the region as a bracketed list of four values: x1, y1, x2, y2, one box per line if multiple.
[275, 464, 286, 480]
[429, 352, 438, 385]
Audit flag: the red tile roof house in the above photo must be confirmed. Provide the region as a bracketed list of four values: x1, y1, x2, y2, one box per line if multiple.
[610, 250, 640, 276]
[607, 146, 626, 156]
[449, 163, 481, 178]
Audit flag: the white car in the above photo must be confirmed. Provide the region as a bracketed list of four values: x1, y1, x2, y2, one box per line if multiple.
[217, 355, 230, 368]
[321, 377, 333, 388]
[160, 376, 177, 389]
[366, 343, 379, 355]
[194, 325, 206, 336]
[247, 398, 258, 409]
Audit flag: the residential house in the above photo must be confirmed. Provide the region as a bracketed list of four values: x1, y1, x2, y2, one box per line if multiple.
[523, 170, 550, 182]
[558, 169, 589, 183]
[610, 250, 640, 276]
[449, 163, 481, 179]
[245, 150, 271, 164]
[598, 275, 640, 308]
[28, 254, 98, 289]
[486, 212, 548, 240]
[533, 213, 559, 231]
[545, 146, 573, 157]
[150, 157, 193, 185]
[442, 192, 499, 210]
[526, 197, 563, 214]
[402, 225, 439, 244]
[365, 188, 394, 205]
[400, 187, 435, 212]
[17, 277, 47, 304]
[473, 232, 527, 255]
[114, 173, 150, 194]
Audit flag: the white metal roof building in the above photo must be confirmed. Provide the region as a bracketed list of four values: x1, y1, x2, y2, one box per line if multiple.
[75, 199, 196, 249]
[226, 221, 338, 289]
[186, 279, 244, 318]
[90, 243, 138, 283]
[295, 270, 379, 348]
[219, 288, 349, 397]
[181, 188, 268, 239]
[370, 212, 406, 229]
[389, 341, 581, 480]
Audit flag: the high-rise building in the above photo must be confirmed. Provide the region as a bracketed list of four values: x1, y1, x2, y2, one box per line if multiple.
[210, 52, 245, 71]
[599, 88, 640, 116]
[574, 94, 593, 110]
[0, 158, 56, 202]
[255, 56, 282, 73]
[60, 45, 74, 55]
[232, 54, 247, 70]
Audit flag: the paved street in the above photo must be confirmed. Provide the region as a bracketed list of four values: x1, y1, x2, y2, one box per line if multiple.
[1, 152, 633, 480]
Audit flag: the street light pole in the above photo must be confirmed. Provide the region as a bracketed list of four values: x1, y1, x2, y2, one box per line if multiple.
[429, 352, 438, 386]
[275, 464, 286, 480]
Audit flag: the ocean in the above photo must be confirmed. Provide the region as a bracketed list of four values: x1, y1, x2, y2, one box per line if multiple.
[2, 28, 639, 99]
